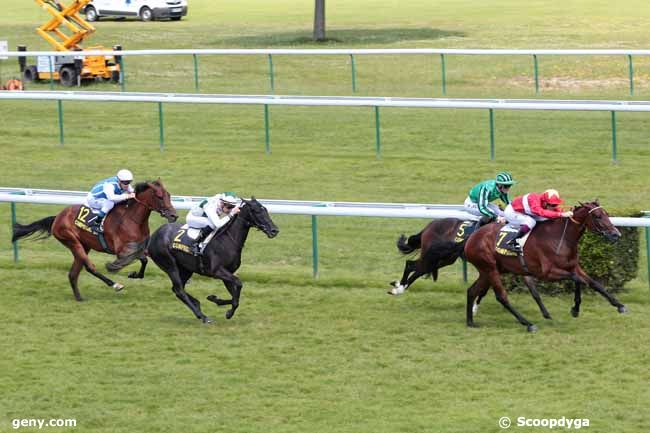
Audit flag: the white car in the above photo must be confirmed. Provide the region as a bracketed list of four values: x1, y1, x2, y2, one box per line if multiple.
[84, 0, 188, 22]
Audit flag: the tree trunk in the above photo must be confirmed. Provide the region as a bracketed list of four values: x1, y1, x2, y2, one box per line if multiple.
[313, 0, 326, 41]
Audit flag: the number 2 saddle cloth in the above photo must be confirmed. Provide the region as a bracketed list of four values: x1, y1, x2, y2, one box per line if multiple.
[171, 224, 202, 255]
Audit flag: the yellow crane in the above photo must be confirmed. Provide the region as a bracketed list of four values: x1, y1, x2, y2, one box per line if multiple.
[20, 0, 121, 86]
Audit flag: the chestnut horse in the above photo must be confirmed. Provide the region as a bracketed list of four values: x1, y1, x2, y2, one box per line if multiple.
[462, 201, 626, 332]
[12, 180, 178, 301]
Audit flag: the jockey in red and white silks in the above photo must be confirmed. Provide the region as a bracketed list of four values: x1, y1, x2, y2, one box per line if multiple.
[504, 189, 574, 244]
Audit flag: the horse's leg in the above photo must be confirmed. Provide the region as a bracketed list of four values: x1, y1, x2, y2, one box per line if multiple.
[490, 272, 536, 332]
[206, 268, 243, 319]
[472, 285, 490, 316]
[128, 256, 148, 279]
[65, 241, 123, 292]
[389, 260, 417, 295]
[571, 279, 583, 318]
[169, 268, 211, 323]
[522, 276, 552, 319]
[178, 267, 200, 311]
[68, 257, 85, 301]
[574, 267, 627, 313]
[466, 274, 490, 327]
[107, 241, 144, 274]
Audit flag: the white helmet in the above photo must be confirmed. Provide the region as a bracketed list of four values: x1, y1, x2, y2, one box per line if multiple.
[220, 192, 239, 206]
[117, 169, 133, 182]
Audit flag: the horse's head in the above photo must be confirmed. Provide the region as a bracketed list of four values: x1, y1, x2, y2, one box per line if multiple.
[134, 179, 178, 223]
[239, 197, 279, 238]
[572, 200, 620, 242]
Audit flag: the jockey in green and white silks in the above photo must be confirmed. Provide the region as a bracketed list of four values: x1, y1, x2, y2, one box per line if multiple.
[85, 169, 135, 232]
[186, 192, 241, 255]
[463, 172, 516, 223]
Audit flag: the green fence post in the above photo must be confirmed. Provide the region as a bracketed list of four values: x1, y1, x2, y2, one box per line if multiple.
[440, 53, 447, 96]
[628, 54, 634, 96]
[611, 111, 617, 163]
[264, 104, 270, 155]
[462, 258, 468, 283]
[267, 54, 275, 93]
[158, 102, 165, 152]
[350, 54, 357, 93]
[311, 215, 319, 278]
[119, 56, 126, 92]
[646, 219, 650, 289]
[57, 100, 64, 146]
[48, 56, 54, 90]
[374, 106, 381, 159]
[533, 54, 540, 94]
[489, 109, 495, 160]
[11, 202, 18, 262]
[193, 54, 200, 93]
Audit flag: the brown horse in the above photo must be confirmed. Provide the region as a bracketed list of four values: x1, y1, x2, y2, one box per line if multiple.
[12, 180, 178, 301]
[1, 79, 24, 90]
[462, 201, 626, 332]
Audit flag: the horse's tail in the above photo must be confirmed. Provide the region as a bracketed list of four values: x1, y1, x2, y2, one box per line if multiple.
[397, 231, 422, 254]
[12, 216, 56, 242]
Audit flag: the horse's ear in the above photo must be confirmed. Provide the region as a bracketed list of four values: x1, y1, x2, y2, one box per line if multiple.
[594, 198, 600, 205]
[578, 201, 584, 207]
[251, 195, 256, 201]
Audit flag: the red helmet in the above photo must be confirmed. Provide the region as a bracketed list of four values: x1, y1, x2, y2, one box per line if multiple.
[542, 189, 563, 205]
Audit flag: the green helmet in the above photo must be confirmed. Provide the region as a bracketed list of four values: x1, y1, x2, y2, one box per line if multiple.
[495, 171, 516, 185]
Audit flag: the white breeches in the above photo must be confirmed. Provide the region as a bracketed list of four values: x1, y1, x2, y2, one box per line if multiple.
[504, 204, 547, 229]
[86, 196, 115, 216]
[186, 212, 213, 229]
[463, 197, 504, 218]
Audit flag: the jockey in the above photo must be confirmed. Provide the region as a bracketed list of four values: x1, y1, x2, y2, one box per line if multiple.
[85, 169, 135, 232]
[504, 189, 574, 248]
[464, 171, 516, 224]
[186, 192, 241, 255]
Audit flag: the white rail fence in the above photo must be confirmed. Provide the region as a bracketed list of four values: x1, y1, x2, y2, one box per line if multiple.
[3, 47, 650, 96]
[1, 91, 648, 161]
[1, 188, 649, 281]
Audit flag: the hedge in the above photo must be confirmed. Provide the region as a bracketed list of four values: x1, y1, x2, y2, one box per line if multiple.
[504, 213, 640, 294]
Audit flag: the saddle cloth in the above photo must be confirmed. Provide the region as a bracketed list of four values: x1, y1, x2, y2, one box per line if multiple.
[171, 224, 201, 254]
[73, 205, 112, 252]
[454, 220, 480, 244]
[495, 225, 531, 256]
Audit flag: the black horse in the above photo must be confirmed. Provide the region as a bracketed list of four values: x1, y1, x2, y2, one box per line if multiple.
[148, 198, 279, 323]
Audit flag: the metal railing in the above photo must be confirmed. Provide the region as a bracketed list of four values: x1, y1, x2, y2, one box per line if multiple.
[1, 91, 648, 162]
[3, 48, 650, 96]
[2, 187, 649, 283]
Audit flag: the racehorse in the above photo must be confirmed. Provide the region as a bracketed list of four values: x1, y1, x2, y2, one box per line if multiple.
[12, 180, 178, 301]
[148, 198, 279, 323]
[461, 201, 626, 332]
[390, 218, 467, 294]
[390, 217, 553, 319]
[1, 79, 24, 90]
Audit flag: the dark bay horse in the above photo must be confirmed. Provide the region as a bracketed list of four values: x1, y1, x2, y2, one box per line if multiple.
[390, 218, 468, 295]
[12, 180, 178, 301]
[148, 198, 279, 323]
[461, 201, 626, 332]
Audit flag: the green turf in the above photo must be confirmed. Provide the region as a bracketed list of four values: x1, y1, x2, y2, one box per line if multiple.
[1, 1, 650, 432]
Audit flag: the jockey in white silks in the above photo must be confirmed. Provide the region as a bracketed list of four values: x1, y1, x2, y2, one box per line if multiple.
[186, 192, 241, 255]
[85, 169, 135, 232]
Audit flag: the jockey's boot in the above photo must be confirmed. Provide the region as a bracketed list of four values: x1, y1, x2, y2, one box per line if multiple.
[192, 226, 213, 256]
[88, 214, 104, 233]
[507, 226, 530, 250]
[478, 215, 494, 227]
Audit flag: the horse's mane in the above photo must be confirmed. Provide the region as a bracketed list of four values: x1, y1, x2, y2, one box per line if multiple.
[134, 180, 161, 194]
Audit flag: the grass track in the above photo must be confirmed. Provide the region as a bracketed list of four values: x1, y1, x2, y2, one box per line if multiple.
[1, 1, 650, 431]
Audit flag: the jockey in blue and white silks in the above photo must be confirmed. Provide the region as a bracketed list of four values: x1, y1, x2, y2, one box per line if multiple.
[85, 169, 135, 232]
[186, 192, 241, 255]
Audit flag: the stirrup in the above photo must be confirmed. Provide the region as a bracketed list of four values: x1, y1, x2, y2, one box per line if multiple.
[192, 243, 203, 256]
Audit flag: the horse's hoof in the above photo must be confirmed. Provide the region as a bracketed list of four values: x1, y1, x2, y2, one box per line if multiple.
[127, 272, 142, 279]
[467, 322, 480, 328]
[75, 297, 85, 302]
[112, 282, 124, 292]
[202, 316, 213, 324]
[387, 284, 405, 296]
[207, 294, 218, 303]
[225, 310, 234, 320]
[571, 308, 580, 318]
[527, 324, 538, 333]
[618, 305, 628, 314]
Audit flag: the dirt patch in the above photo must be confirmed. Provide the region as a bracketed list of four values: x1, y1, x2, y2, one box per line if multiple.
[504, 76, 642, 90]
